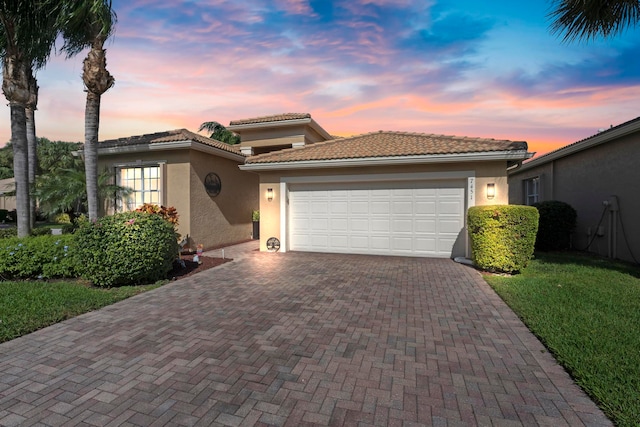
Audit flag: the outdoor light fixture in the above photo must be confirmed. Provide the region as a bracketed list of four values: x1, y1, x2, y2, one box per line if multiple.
[267, 188, 274, 201]
[486, 183, 495, 199]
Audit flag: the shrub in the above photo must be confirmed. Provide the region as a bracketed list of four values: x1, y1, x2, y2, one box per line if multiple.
[0, 234, 78, 279]
[75, 211, 179, 287]
[532, 200, 577, 251]
[31, 227, 52, 236]
[54, 213, 71, 224]
[0, 227, 17, 239]
[468, 205, 539, 274]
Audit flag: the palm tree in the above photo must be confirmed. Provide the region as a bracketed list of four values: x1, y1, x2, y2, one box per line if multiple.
[549, 0, 640, 41]
[35, 165, 131, 219]
[199, 121, 241, 145]
[26, 68, 38, 229]
[0, 0, 58, 236]
[58, 0, 116, 221]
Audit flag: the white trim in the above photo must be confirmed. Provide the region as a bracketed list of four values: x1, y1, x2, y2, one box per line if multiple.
[280, 181, 288, 253]
[229, 117, 311, 131]
[240, 150, 530, 171]
[282, 171, 474, 184]
[279, 171, 475, 254]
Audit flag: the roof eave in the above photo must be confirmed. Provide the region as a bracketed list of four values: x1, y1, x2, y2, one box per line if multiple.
[228, 117, 312, 132]
[97, 140, 246, 162]
[515, 119, 640, 173]
[240, 150, 532, 171]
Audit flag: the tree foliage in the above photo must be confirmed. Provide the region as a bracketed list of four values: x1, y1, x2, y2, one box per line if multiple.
[199, 121, 241, 145]
[549, 0, 640, 41]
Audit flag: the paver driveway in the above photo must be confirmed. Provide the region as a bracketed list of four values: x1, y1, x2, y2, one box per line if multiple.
[0, 251, 610, 426]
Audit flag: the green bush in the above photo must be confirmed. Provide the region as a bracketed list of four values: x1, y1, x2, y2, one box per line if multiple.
[468, 205, 539, 274]
[0, 234, 78, 279]
[31, 227, 52, 236]
[0, 227, 17, 239]
[75, 211, 179, 287]
[532, 200, 577, 251]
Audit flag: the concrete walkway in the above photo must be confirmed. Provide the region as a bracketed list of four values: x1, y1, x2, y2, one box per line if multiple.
[0, 247, 610, 426]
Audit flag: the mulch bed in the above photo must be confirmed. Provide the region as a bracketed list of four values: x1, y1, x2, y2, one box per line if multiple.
[168, 255, 232, 280]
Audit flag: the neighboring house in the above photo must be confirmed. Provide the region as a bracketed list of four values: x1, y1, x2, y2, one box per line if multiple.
[97, 129, 258, 250]
[237, 115, 532, 258]
[509, 116, 640, 264]
[0, 178, 16, 212]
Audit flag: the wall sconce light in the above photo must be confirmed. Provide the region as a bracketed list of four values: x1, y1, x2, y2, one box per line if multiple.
[486, 183, 495, 199]
[267, 188, 273, 202]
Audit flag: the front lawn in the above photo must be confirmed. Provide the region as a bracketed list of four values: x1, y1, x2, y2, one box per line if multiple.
[484, 252, 640, 427]
[0, 280, 162, 343]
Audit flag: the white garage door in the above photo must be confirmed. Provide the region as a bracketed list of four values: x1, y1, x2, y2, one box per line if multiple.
[288, 180, 465, 258]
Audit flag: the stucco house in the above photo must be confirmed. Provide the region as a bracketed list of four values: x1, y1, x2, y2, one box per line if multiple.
[508, 116, 640, 264]
[234, 114, 532, 258]
[99, 113, 532, 258]
[97, 129, 258, 250]
[0, 177, 16, 212]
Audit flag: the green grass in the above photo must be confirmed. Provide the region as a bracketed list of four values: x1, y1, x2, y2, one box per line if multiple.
[0, 280, 162, 344]
[484, 252, 640, 427]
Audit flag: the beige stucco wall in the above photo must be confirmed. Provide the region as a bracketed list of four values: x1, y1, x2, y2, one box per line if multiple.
[237, 123, 329, 152]
[509, 133, 640, 262]
[188, 150, 259, 249]
[98, 147, 258, 250]
[255, 160, 511, 254]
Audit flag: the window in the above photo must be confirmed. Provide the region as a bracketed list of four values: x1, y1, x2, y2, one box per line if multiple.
[118, 166, 161, 211]
[524, 177, 539, 205]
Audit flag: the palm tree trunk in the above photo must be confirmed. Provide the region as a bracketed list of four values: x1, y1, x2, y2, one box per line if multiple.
[26, 70, 38, 229]
[10, 105, 30, 237]
[85, 91, 100, 221]
[26, 107, 37, 228]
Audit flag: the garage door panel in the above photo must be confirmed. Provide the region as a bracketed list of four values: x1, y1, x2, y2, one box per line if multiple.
[289, 181, 465, 258]
[371, 219, 390, 233]
[350, 235, 370, 249]
[330, 218, 348, 231]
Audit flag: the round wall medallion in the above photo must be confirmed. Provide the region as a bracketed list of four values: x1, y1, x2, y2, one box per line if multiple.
[204, 173, 221, 197]
[266, 237, 281, 252]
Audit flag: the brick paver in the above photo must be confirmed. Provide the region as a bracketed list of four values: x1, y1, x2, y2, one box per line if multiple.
[0, 249, 611, 426]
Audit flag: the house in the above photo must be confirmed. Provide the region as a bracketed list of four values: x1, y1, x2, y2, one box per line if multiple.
[0, 177, 16, 212]
[97, 129, 258, 250]
[236, 114, 532, 258]
[98, 114, 532, 258]
[508, 117, 640, 263]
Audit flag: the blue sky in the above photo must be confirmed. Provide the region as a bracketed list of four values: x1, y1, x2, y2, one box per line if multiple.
[1, 0, 639, 156]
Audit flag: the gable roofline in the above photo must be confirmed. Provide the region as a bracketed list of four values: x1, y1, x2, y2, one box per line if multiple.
[227, 113, 332, 141]
[95, 129, 246, 162]
[514, 116, 640, 173]
[244, 130, 530, 165]
[240, 150, 532, 171]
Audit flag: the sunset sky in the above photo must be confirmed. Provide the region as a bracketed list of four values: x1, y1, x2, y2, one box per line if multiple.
[1, 0, 639, 157]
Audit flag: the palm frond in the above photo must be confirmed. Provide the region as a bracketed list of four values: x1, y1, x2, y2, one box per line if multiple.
[549, 0, 640, 42]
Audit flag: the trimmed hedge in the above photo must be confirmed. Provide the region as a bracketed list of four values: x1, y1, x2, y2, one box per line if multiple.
[0, 234, 78, 279]
[468, 205, 539, 274]
[532, 200, 577, 251]
[75, 211, 179, 287]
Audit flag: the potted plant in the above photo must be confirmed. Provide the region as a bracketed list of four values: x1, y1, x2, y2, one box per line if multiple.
[252, 210, 260, 240]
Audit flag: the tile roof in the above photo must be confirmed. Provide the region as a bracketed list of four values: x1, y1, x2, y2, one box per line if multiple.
[229, 113, 311, 126]
[246, 131, 528, 164]
[99, 129, 243, 155]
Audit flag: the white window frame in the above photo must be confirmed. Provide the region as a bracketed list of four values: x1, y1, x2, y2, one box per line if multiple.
[115, 163, 164, 211]
[524, 177, 539, 205]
